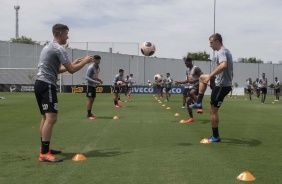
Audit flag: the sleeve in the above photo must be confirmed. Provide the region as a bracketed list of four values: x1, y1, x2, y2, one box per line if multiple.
[57, 46, 69, 65]
[218, 50, 227, 64]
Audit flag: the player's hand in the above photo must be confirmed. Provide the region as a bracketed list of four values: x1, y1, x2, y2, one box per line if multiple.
[84, 55, 94, 63]
[203, 76, 211, 84]
[100, 80, 103, 85]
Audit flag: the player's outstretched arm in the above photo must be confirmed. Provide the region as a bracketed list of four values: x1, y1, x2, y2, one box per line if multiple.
[63, 55, 94, 74]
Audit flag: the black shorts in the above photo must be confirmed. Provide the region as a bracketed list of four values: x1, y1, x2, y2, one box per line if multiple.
[247, 88, 252, 93]
[165, 87, 171, 93]
[183, 84, 199, 97]
[210, 86, 232, 108]
[275, 88, 280, 93]
[260, 87, 267, 94]
[34, 80, 58, 114]
[183, 88, 190, 96]
[86, 86, 96, 98]
[113, 86, 121, 93]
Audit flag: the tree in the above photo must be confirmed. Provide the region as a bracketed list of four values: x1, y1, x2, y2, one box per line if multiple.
[185, 51, 211, 61]
[10, 36, 39, 45]
[238, 57, 263, 63]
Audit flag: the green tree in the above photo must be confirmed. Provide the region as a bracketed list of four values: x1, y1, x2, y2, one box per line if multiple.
[185, 51, 211, 61]
[238, 57, 263, 63]
[10, 36, 39, 45]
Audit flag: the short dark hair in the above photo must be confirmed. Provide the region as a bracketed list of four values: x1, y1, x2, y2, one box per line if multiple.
[130, 74, 133, 76]
[52, 24, 69, 37]
[94, 55, 101, 60]
[185, 57, 192, 62]
[210, 33, 223, 44]
[119, 69, 124, 72]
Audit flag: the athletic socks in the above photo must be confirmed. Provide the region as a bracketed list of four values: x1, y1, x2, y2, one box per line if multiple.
[41, 141, 50, 154]
[197, 93, 204, 104]
[212, 127, 219, 138]
[189, 112, 193, 118]
[87, 110, 91, 116]
[114, 100, 118, 105]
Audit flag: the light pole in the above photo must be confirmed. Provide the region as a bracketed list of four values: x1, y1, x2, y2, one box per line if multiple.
[212, 0, 216, 71]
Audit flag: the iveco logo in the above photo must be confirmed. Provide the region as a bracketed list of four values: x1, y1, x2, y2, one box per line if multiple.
[42, 104, 48, 110]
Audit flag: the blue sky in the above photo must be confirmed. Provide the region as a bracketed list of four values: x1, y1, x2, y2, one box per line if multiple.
[1, 0, 282, 63]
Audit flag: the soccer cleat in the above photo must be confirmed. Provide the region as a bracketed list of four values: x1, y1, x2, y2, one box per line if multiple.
[115, 104, 123, 108]
[185, 118, 194, 123]
[39, 153, 63, 162]
[189, 102, 202, 109]
[127, 96, 132, 99]
[181, 106, 185, 109]
[40, 148, 61, 155]
[165, 100, 169, 102]
[87, 114, 96, 120]
[118, 100, 123, 102]
[208, 136, 221, 142]
[197, 108, 203, 114]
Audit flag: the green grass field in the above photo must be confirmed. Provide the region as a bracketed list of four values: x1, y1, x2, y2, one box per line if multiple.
[0, 92, 281, 184]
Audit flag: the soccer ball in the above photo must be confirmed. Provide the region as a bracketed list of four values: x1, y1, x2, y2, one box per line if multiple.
[141, 41, 156, 56]
[154, 74, 163, 83]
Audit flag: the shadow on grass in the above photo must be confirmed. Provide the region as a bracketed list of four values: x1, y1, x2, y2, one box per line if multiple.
[178, 143, 193, 146]
[221, 138, 262, 147]
[63, 148, 133, 160]
[97, 116, 115, 120]
[199, 119, 210, 124]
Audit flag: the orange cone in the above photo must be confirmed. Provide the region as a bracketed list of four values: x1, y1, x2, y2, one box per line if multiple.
[174, 113, 180, 116]
[72, 153, 87, 161]
[237, 171, 256, 181]
[113, 116, 119, 120]
[162, 104, 166, 107]
[200, 138, 211, 144]
[166, 107, 171, 110]
[179, 119, 186, 123]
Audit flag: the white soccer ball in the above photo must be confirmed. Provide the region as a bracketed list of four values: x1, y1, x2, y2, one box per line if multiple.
[154, 74, 163, 83]
[141, 41, 156, 56]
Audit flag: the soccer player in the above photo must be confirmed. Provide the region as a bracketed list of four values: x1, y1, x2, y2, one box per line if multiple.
[175, 57, 203, 122]
[274, 77, 280, 101]
[164, 73, 173, 102]
[253, 78, 260, 99]
[85, 55, 103, 120]
[258, 73, 267, 104]
[34, 24, 94, 162]
[156, 80, 164, 98]
[127, 74, 135, 98]
[113, 69, 128, 107]
[246, 78, 253, 101]
[189, 33, 233, 142]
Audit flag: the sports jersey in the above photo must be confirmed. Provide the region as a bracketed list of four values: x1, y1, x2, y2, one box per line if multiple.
[85, 64, 101, 87]
[185, 65, 200, 89]
[258, 77, 267, 88]
[112, 74, 125, 87]
[215, 47, 233, 87]
[274, 80, 280, 89]
[36, 41, 69, 86]
[164, 77, 173, 88]
[127, 77, 134, 87]
[246, 80, 252, 89]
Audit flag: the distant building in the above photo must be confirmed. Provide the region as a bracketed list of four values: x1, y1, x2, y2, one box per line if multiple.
[267, 61, 272, 64]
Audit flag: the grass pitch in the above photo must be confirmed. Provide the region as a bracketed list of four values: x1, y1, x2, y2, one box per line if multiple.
[0, 92, 281, 184]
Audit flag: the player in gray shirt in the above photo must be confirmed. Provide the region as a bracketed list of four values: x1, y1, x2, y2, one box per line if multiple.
[34, 24, 93, 162]
[189, 33, 233, 143]
[85, 55, 103, 119]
